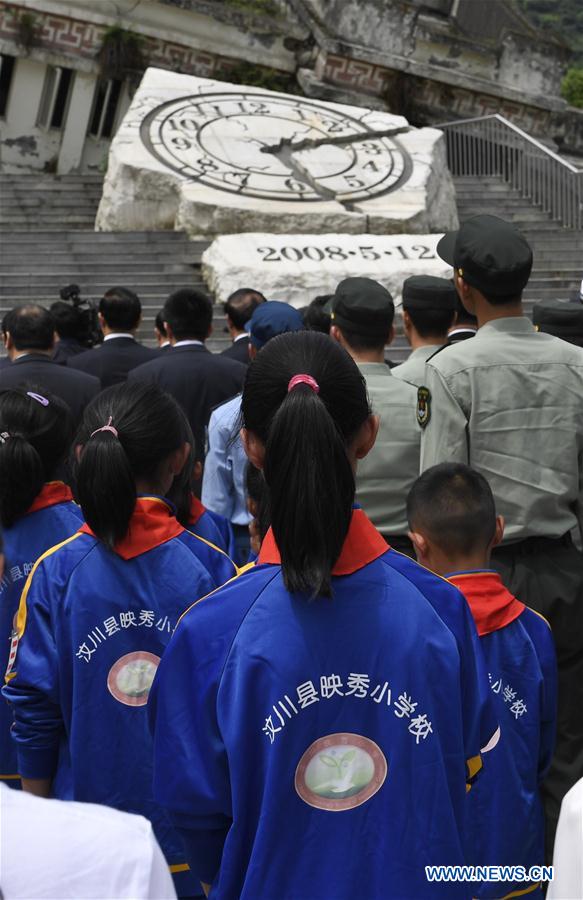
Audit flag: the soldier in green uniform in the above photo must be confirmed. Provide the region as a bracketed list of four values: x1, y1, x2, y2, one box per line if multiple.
[393, 275, 457, 386]
[420, 214, 583, 855]
[330, 277, 419, 555]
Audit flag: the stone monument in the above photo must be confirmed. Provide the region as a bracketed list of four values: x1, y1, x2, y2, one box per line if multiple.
[96, 67, 458, 237]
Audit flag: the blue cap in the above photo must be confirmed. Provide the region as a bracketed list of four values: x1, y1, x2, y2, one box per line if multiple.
[246, 301, 304, 349]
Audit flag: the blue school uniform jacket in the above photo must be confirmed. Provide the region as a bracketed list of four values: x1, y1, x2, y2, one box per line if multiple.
[188, 495, 236, 560]
[2, 497, 221, 897]
[149, 509, 498, 900]
[0, 482, 83, 785]
[449, 571, 557, 900]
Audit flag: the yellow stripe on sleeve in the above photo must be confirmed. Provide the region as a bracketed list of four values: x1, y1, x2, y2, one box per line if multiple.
[15, 533, 83, 639]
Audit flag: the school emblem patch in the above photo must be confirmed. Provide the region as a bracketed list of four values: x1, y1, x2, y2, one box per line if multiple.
[107, 651, 160, 706]
[416, 386, 431, 429]
[295, 733, 387, 811]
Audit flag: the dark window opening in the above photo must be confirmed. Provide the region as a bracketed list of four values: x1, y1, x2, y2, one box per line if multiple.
[88, 79, 122, 139]
[0, 54, 15, 118]
[50, 67, 73, 129]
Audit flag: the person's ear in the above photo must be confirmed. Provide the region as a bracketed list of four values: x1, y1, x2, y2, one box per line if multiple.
[408, 530, 428, 563]
[241, 428, 265, 470]
[0, 553, 4, 582]
[353, 414, 379, 460]
[164, 322, 174, 344]
[248, 343, 257, 361]
[490, 515, 505, 550]
[167, 442, 191, 477]
[455, 273, 475, 316]
[387, 324, 395, 346]
[329, 325, 342, 344]
[402, 310, 412, 333]
[206, 322, 213, 339]
[98, 312, 106, 329]
[4, 331, 13, 351]
[74, 443, 84, 463]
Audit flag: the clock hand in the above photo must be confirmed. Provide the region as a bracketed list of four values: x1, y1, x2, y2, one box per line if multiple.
[259, 125, 411, 156]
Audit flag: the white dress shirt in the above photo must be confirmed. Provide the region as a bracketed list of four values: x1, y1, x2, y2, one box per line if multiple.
[0, 783, 177, 899]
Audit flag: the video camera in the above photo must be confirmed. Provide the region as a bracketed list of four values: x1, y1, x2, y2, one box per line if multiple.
[55, 284, 102, 348]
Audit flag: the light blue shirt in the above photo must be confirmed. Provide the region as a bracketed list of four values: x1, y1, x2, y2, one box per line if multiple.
[202, 395, 251, 526]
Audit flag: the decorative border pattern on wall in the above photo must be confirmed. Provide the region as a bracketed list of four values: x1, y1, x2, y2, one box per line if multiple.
[0, 1, 260, 79]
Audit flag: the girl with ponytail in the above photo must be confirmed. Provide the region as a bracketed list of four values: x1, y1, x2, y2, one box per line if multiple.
[4, 382, 234, 898]
[150, 331, 498, 900]
[0, 388, 81, 787]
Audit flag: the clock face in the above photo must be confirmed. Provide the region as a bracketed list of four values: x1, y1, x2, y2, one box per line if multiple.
[140, 91, 412, 203]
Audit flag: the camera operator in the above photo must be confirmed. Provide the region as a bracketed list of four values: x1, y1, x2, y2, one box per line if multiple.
[51, 285, 101, 365]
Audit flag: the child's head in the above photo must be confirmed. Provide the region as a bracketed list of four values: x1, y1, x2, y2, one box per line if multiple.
[75, 382, 191, 549]
[241, 330, 377, 597]
[0, 388, 73, 528]
[407, 463, 503, 576]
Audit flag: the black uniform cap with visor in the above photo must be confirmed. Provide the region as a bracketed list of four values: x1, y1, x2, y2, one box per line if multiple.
[437, 214, 533, 297]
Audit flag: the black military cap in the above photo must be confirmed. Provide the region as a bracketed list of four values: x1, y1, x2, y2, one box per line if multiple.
[331, 277, 394, 336]
[532, 299, 583, 347]
[437, 215, 533, 297]
[402, 275, 457, 310]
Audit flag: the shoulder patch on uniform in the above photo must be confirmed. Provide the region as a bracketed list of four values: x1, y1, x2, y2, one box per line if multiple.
[416, 386, 431, 429]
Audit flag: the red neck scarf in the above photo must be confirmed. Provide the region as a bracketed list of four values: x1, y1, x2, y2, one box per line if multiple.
[258, 507, 388, 576]
[80, 496, 184, 560]
[189, 494, 206, 526]
[448, 571, 525, 636]
[27, 481, 73, 514]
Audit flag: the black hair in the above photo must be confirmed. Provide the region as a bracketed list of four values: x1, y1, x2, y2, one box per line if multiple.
[405, 305, 455, 340]
[99, 287, 141, 331]
[242, 331, 370, 597]
[454, 295, 477, 326]
[0, 389, 73, 528]
[480, 290, 523, 308]
[302, 295, 332, 334]
[3, 305, 55, 351]
[154, 310, 167, 337]
[336, 323, 392, 353]
[224, 289, 266, 331]
[164, 288, 213, 341]
[407, 463, 496, 556]
[50, 300, 86, 340]
[75, 382, 189, 549]
[245, 461, 270, 541]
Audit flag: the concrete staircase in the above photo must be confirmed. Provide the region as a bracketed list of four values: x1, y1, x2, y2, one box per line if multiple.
[453, 176, 583, 314]
[0, 173, 226, 352]
[1, 172, 580, 364]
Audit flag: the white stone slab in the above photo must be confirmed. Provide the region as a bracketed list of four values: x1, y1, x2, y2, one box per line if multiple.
[202, 233, 452, 306]
[96, 68, 458, 237]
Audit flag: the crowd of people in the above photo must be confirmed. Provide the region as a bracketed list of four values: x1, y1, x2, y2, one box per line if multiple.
[0, 212, 582, 900]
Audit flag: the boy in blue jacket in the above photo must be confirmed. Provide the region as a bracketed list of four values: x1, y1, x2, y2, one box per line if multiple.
[408, 462, 557, 900]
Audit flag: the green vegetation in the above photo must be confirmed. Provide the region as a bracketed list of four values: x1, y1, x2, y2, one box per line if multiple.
[97, 26, 146, 81]
[561, 67, 583, 107]
[216, 61, 298, 93]
[225, 0, 281, 15]
[518, 0, 583, 64]
[518, 1, 583, 106]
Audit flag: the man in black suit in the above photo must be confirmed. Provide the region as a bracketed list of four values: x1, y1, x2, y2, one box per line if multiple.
[221, 288, 266, 365]
[50, 300, 90, 364]
[129, 288, 246, 461]
[0, 305, 100, 425]
[154, 310, 172, 350]
[68, 287, 157, 388]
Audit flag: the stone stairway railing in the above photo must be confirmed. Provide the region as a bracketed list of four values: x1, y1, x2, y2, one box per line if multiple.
[439, 114, 582, 231]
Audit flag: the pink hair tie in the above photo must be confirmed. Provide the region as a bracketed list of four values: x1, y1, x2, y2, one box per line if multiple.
[287, 374, 320, 394]
[90, 416, 119, 439]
